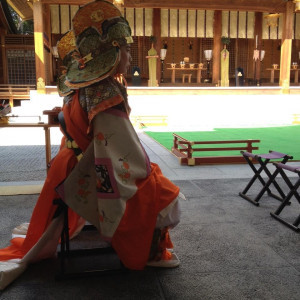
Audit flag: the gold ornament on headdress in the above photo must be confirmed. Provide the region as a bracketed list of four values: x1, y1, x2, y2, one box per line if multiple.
[71, 51, 94, 70]
[57, 30, 77, 60]
[72, 0, 121, 37]
[90, 9, 105, 22]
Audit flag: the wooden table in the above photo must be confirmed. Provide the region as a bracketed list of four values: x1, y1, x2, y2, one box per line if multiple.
[266, 68, 280, 83]
[0, 122, 59, 171]
[266, 68, 299, 84]
[167, 67, 206, 84]
[291, 68, 299, 84]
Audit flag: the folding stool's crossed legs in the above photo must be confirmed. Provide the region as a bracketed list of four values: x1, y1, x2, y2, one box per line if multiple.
[239, 151, 291, 206]
[270, 163, 300, 232]
[239, 153, 272, 206]
[254, 156, 289, 202]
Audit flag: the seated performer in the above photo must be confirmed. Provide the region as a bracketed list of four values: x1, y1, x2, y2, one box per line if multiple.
[0, 0, 183, 290]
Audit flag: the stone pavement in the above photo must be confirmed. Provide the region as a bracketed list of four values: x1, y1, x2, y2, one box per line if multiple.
[1, 129, 299, 185]
[1, 165, 300, 299]
[0, 129, 300, 299]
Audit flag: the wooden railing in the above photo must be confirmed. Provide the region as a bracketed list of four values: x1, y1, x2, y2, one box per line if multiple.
[0, 84, 36, 106]
[172, 133, 260, 165]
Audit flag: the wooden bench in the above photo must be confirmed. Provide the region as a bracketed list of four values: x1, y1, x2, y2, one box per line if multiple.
[172, 133, 260, 165]
[43, 107, 61, 125]
[0, 84, 36, 107]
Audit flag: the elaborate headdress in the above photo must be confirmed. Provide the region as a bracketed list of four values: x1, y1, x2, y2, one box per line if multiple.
[56, 0, 133, 93]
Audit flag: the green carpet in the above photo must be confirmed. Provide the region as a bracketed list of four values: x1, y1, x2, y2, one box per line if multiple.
[145, 125, 300, 160]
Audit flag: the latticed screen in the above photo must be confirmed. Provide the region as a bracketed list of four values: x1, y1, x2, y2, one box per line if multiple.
[7, 50, 36, 84]
[129, 37, 139, 77]
[127, 36, 151, 78]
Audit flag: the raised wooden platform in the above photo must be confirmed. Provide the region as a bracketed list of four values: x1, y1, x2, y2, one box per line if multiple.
[0, 84, 35, 106]
[126, 86, 300, 96]
[172, 133, 260, 166]
[44, 86, 300, 96]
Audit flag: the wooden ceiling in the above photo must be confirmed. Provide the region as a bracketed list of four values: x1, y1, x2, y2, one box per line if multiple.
[7, 0, 33, 20]
[7, 0, 293, 21]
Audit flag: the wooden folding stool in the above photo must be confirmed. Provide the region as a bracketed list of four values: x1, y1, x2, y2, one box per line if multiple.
[270, 163, 300, 232]
[239, 150, 293, 206]
[53, 198, 126, 280]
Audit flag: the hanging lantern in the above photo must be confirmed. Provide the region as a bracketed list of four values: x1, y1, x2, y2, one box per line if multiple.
[264, 13, 280, 27]
[294, 1, 300, 12]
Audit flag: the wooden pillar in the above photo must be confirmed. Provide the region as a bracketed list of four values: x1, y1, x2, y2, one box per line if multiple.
[33, 0, 46, 92]
[254, 12, 263, 85]
[212, 10, 222, 86]
[153, 8, 161, 84]
[137, 36, 143, 78]
[279, 1, 294, 92]
[44, 4, 53, 85]
[235, 38, 238, 71]
[0, 28, 7, 83]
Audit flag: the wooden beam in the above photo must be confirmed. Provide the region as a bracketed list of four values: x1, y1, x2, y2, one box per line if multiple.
[44, 4, 54, 84]
[133, 0, 286, 12]
[0, 28, 8, 83]
[33, 0, 46, 92]
[40, 0, 286, 13]
[279, 1, 294, 91]
[254, 12, 263, 84]
[137, 36, 143, 76]
[212, 10, 222, 85]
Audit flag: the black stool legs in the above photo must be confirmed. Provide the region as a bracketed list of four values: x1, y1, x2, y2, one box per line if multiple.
[53, 198, 127, 280]
[270, 163, 300, 232]
[239, 151, 292, 206]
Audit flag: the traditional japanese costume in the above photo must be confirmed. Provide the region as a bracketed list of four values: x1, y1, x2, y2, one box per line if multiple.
[0, 0, 182, 290]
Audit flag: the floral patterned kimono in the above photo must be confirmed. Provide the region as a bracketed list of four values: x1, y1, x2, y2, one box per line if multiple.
[58, 77, 180, 268]
[0, 77, 180, 289]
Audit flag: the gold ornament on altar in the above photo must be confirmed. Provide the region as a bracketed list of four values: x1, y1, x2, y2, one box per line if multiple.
[292, 62, 298, 70]
[264, 13, 280, 27]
